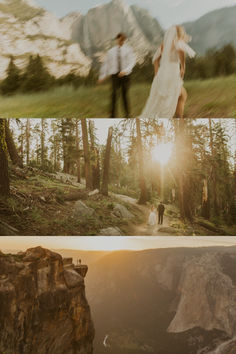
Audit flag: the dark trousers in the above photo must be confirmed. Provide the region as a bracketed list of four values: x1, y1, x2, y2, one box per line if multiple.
[158, 213, 164, 225]
[111, 74, 130, 118]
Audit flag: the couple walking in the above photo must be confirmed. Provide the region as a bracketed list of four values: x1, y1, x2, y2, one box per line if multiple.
[98, 26, 196, 118]
[148, 202, 165, 229]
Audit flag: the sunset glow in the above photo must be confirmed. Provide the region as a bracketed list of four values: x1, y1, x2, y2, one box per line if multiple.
[1, 237, 236, 253]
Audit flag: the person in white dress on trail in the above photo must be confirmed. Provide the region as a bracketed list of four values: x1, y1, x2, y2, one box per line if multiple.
[148, 205, 157, 230]
[140, 25, 196, 119]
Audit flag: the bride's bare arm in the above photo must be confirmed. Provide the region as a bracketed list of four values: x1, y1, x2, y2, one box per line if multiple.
[154, 57, 161, 76]
[153, 43, 163, 76]
[178, 50, 186, 78]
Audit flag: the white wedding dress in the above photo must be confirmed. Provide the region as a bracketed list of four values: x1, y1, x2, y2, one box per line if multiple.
[140, 26, 196, 119]
[148, 211, 157, 226]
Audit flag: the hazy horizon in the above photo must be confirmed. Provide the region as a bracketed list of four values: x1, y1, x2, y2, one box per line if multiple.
[36, 0, 236, 28]
[1, 236, 236, 252]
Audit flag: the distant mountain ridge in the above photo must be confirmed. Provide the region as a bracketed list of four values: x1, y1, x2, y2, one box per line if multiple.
[183, 5, 236, 54]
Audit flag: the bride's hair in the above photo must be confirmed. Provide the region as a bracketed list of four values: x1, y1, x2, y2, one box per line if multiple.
[176, 25, 192, 43]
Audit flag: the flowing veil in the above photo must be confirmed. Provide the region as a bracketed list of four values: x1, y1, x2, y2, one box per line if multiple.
[140, 25, 196, 118]
[156, 26, 180, 97]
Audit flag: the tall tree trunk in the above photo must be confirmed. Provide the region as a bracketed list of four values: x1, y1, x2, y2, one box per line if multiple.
[201, 178, 210, 219]
[81, 119, 92, 190]
[175, 118, 193, 220]
[20, 123, 24, 160]
[93, 147, 100, 190]
[41, 118, 45, 167]
[101, 127, 113, 196]
[61, 119, 67, 173]
[0, 119, 10, 196]
[208, 118, 218, 216]
[25, 119, 30, 165]
[76, 119, 81, 183]
[174, 118, 185, 218]
[136, 118, 148, 204]
[36, 137, 39, 165]
[5, 120, 23, 168]
[88, 120, 100, 189]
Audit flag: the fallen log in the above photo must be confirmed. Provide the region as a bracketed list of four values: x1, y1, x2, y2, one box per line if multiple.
[195, 220, 229, 236]
[61, 191, 88, 202]
[0, 220, 19, 236]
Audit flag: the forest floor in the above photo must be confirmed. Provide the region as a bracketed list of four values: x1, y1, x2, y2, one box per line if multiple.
[0, 167, 235, 236]
[0, 76, 236, 118]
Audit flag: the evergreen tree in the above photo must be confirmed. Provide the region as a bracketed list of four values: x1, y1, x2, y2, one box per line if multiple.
[22, 55, 53, 92]
[1, 57, 21, 95]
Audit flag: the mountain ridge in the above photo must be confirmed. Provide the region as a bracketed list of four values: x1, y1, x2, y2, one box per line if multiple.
[183, 4, 236, 54]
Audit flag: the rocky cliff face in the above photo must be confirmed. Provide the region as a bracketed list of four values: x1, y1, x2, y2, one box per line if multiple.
[0, 0, 91, 79]
[86, 247, 236, 353]
[62, 0, 163, 64]
[168, 253, 236, 337]
[0, 246, 94, 354]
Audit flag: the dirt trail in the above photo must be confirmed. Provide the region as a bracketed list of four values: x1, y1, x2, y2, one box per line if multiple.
[112, 193, 176, 236]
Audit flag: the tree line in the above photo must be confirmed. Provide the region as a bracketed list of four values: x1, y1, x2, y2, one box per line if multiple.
[0, 118, 235, 226]
[0, 55, 98, 96]
[133, 44, 236, 82]
[2, 44, 236, 95]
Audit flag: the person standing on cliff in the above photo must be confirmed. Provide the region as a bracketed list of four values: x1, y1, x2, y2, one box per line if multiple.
[158, 202, 165, 225]
[97, 33, 136, 118]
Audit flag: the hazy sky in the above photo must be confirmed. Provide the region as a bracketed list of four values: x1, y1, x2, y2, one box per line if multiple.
[36, 0, 236, 28]
[1, 236, 236, 252]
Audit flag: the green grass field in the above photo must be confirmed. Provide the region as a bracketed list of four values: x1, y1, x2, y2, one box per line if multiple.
[1, 75, 236, 118]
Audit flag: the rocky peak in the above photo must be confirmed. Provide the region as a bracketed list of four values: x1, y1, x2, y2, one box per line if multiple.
[0, 247, 94, 354]
[0, 1, 91, 79]
[64, 0, 163, 63]
[168, 253, 236, 337]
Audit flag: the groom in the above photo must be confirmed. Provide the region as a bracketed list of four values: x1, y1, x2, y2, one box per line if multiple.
[98, 33, 136, 118]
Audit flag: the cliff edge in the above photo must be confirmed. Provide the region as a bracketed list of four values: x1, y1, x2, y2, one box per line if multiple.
[0, 246, 94, 354]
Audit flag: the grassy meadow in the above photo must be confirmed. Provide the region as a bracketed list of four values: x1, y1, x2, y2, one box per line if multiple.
[0, 76, 236, 118]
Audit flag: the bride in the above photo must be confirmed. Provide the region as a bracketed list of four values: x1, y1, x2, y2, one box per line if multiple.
[140, 25, 196, 119]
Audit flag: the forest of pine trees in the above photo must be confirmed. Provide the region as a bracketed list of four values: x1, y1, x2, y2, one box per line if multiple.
[0, 56, 97, 95]
[1, 44, 236, 95]
[0, 118, 235, 227]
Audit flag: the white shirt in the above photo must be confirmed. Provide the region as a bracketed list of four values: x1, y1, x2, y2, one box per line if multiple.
[99, 44, 136, 80]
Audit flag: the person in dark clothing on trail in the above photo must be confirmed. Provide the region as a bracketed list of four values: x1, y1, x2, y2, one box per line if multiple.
[158, 202, 165, 225]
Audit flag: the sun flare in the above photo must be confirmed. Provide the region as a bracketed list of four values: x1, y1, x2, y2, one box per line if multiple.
[151, 142, 173, 165]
